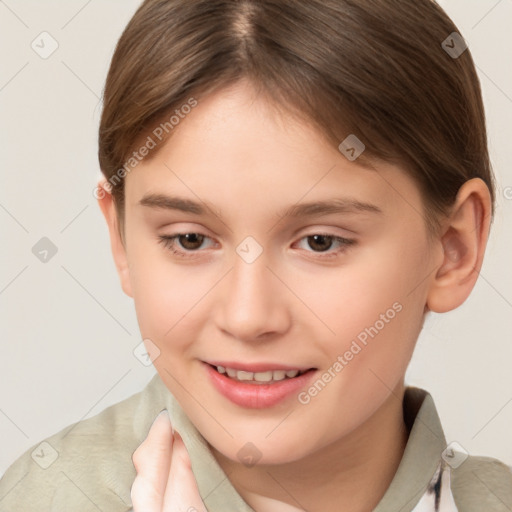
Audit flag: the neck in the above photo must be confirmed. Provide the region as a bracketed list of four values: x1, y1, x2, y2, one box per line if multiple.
[210, 381, 409, 512]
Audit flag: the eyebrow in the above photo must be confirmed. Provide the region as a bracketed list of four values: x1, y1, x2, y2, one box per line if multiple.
[138, 193, 383, 220]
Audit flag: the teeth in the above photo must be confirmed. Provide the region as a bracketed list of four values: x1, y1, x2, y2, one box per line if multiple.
[215, 366, 308, 382]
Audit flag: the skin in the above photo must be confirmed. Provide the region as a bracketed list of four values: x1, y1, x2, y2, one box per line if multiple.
[97, 79, 491, 512]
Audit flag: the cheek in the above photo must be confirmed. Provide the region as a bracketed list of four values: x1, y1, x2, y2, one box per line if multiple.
[128, 236, 220, 354]
[316, 234, 428, 378]
[127, 238, 190, 343]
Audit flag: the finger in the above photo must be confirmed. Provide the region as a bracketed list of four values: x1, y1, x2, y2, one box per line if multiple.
[131, 410, 174, 511]
[163, 430, 207, 512]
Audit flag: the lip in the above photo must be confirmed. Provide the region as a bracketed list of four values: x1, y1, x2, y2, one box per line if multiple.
[205, 360, 315, 373]
[203, 362, 317, 409]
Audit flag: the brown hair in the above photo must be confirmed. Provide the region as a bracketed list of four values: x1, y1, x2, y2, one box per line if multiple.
[98, 0, 495, 241]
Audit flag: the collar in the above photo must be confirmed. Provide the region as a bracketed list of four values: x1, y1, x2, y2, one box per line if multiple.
[131, 375, 447, 511]
[374, 387, 448, 511]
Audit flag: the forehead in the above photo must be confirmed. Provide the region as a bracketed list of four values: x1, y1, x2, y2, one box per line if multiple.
[124, 82, 424, 224]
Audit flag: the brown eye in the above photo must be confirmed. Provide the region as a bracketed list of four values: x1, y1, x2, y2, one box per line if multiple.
[296, 233, 356, 258]
[158, 232, 214, 258]
[306, 234, 335, 252]
[176, 233, 205, 250]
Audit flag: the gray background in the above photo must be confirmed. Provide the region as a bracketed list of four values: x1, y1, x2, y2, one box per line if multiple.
[1, 0, 511, 476]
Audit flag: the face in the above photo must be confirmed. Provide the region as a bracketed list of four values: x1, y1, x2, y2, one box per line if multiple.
[116, 80, 436, 464]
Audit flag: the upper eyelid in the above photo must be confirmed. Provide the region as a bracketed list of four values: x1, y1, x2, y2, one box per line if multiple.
[163, 231, 355, 250]
[160, 222, 357, 239]
[163, 229, 353, 240]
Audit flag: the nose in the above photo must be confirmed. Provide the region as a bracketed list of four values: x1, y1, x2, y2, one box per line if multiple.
[214, 246, 291, 343]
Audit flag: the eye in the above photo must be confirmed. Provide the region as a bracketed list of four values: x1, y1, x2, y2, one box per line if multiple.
[158, 233, 215, 258]
[295, 234, 356, 258]
[158, 232, 355, 260]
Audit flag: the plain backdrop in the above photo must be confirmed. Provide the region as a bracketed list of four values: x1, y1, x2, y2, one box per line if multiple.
[1, 0, 511, 476]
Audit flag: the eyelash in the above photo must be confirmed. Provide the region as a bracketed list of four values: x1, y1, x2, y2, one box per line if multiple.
[157, 232, 356, 260]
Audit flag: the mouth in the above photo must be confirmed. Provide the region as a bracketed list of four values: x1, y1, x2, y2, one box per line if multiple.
[206, 363, 317, 385]
[203, 361, 319, 408]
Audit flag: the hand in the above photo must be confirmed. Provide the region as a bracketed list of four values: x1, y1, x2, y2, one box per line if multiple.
[131, 410, 208, 512]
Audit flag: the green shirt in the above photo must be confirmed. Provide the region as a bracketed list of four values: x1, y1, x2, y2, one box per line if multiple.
[1, 373, 511, 511]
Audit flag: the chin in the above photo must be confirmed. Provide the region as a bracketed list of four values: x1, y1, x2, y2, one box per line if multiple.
[211, 436, 309, 468]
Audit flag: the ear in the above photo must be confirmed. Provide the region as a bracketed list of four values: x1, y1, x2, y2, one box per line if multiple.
[96, 178, 133, 298]
[426, 178, 492, 313]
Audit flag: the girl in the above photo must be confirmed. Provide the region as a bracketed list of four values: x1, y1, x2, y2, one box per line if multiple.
[1, 1, 511, 510]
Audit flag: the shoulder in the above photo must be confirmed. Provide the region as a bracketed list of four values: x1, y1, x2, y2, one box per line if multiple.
[450, 454, 512, 511]
[0, 378, 157, 512]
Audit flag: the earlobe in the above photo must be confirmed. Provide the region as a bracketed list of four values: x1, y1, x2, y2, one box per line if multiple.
[96, 179, 133, 298]
[426, 178, 491, 313]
